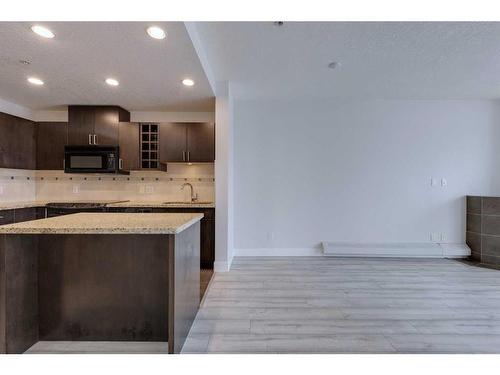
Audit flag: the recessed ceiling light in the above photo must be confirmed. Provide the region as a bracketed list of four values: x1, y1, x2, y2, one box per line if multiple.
[105, 78, 119, 86]
[182, 78, 194, 87]
[27, 77, 44, 85]
[146, 26, 166, 40]
[328, 61, 341, 69]
[31, 25, 55, 39]
[273, 21, 284, 27]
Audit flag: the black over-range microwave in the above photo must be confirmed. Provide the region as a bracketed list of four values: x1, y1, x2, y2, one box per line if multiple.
[64, 145, 121, 173]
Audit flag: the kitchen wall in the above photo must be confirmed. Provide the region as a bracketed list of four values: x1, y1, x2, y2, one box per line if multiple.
[35, 164, 214, 202]
[0, 168, 36, 202]
[233, 99, 500, 254]
[0, 164, 214, 203]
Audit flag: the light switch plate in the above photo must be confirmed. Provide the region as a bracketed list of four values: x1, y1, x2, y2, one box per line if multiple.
[431, 177, 438, 187]
[72, 185, 80, 194]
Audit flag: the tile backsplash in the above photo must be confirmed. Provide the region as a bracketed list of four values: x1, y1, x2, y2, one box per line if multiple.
[0, 164, 214, 203]
[0, 168, 36, 202]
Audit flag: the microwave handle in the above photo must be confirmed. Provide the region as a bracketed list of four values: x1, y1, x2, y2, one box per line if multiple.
[88, 134, 93, 145]
[94, 134, 98, 145]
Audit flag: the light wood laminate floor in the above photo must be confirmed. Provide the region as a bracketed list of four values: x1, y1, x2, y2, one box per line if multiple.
[182, 257, 500, 353]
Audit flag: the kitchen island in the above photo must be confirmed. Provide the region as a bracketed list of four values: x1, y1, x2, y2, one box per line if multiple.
[0, 212, 203, 354]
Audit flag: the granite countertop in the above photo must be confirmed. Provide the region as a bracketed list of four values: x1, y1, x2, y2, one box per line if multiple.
[107, 201, 215, 208]
[0, 201, 49, 210]
[0, 200, 215, 210]
[0, 212, 204, 234]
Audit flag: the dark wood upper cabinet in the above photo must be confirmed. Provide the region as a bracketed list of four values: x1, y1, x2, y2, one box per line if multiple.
[68, 106, 130, 146]
[94, 107, 118, 145]
[159, 123, 188, 162]
[187, 123, 215, 162]
[36, 122, 67, 170]
[67, 106, 94, 145]
[158, 122, 215, 163]
[118, 122, 140, 171]
[0, 112, 36, 169]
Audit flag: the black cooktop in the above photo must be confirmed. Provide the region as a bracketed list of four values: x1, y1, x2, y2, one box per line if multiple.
[46, 202, 108, 209]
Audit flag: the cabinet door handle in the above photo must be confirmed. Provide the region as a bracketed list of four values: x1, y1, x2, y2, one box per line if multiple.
[182, 151, 186, 161]
[89, 134, 93, 145]
[94, 134, 98, 145]
[119, 158, 123, 170]
[187, 151, 190, 161]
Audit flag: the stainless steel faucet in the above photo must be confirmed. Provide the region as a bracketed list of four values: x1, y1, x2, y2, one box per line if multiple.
[181, 182, 198, 203]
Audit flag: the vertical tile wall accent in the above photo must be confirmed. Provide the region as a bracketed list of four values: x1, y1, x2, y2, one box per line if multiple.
[466, 196, 500, 266]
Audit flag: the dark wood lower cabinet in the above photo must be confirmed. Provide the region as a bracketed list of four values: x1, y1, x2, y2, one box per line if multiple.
[0, 210, 14, 225]
[0, 208, 42, 225]
[0, 223, 200, 354]
[13, 208, 38, 223]
[38, 235, 169, 342]
[0, 235, 39, 354]
[152, 208, 214, 269]
[200, 219, 215, 269]
[106, 207, 215, 269]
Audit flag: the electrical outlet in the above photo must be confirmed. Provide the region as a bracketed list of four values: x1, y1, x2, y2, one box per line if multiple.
[145, 185, 154, 194]
[430, 233, 440, 242]
[72, 185, 80, 194]
[441, 178, 447, 187]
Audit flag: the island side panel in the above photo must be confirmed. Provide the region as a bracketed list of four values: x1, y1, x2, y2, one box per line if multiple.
[168, 222, 200, 354]
[0, 234, 39, 354]
[38, 234, 169, 342]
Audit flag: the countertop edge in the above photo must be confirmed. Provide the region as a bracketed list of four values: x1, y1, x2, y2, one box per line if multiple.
[0, 201, 215, 210]
[0, 213, 204, 235]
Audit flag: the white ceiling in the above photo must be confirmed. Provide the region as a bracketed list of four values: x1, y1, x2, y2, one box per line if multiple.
[0, 22, 214, 111]
[194, 22, 500, 100]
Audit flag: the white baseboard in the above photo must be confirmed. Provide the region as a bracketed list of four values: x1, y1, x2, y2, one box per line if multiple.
[234, 248, 323, 256]
[322, 242, 471, 258]
[213, 254, 234, 272]
[213, 261, 230, 272]
[232, 243, 471, 259]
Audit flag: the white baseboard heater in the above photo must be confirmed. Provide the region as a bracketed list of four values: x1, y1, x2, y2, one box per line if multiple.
[321, 242, 470, 258]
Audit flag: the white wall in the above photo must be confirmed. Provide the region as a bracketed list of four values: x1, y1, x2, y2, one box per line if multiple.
[214, 93, 234, 271]
[233, 99, 500, 253]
